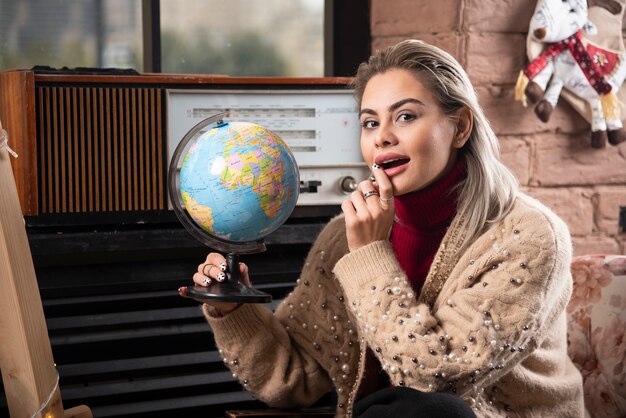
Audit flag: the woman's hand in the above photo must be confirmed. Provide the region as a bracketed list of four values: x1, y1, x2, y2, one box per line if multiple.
[178, 252, 251, 315]
[341, 164, 395, 252]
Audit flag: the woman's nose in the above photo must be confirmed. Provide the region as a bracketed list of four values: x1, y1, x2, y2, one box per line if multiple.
[374, 124, 397, 148]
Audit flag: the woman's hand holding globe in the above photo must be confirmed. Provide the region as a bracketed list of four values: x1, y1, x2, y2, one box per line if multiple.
[178, 253, 252, 314]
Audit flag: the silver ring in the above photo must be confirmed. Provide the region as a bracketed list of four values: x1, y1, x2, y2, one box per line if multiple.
[363, 190, 379, 199]
[379, 196, 394, 205]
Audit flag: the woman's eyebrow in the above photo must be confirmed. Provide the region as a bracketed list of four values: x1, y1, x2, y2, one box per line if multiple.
[388, 98, 424, 112]
[359, 98, 425, 117]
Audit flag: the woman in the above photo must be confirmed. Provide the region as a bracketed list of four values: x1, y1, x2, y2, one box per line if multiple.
[181, 40, 584, 417]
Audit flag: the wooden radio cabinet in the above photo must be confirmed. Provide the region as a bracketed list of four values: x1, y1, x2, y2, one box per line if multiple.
[0, 70, 353, 220]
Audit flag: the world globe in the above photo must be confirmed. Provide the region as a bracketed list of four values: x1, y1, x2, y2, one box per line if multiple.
[169, 113, 299, 302]
[179, 120, 298, 242]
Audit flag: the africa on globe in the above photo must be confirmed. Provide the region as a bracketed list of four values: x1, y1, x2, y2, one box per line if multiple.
[178, 120, 299, 243]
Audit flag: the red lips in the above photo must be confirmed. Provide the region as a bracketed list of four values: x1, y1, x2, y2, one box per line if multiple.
[374, 153, 410, 176]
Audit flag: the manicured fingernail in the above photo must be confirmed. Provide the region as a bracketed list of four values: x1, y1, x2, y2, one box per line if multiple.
[219, 263, 227, 271]
[369, 175, 376, 182]
[217, 272, 226, 282]
[372, 163, 380, 170]
[203, 278, 212, 286]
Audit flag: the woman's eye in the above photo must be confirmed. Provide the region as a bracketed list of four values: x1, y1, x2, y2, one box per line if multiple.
[396, 113, 416, 123]
[361, 120, 378, 129]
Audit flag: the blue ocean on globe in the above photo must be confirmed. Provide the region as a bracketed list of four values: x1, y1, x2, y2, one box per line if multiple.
[179, 121, 299, 243]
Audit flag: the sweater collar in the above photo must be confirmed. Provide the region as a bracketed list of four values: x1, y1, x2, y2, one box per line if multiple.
[393, 157, 466, 232]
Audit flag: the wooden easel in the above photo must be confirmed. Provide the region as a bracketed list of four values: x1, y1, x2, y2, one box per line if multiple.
[0, 119, 90, 417]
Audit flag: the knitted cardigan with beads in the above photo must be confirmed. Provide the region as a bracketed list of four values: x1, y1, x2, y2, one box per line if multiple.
[203, 193, 584, 418]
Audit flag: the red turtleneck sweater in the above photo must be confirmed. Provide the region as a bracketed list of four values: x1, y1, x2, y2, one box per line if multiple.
[390, 158, 466, 293]
[356, 157, 466, 400]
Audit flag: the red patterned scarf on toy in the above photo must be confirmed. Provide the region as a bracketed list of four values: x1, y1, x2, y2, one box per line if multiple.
[523, 30, 612, 96]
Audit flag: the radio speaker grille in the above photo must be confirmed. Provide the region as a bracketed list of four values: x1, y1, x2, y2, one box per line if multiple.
[35, 86, 165, 214]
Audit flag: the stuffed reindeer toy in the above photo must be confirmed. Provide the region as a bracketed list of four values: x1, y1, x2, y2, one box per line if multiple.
[516, 0, 626, 148]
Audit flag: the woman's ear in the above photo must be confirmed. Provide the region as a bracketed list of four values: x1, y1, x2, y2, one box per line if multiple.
[453, 107, 472, 149]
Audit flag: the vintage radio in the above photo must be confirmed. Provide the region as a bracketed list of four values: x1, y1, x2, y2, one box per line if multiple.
[0, 70, 366, 222]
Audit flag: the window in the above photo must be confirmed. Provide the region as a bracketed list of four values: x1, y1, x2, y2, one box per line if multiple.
[159, 0, 324, 76]
[0, 0, 368, 76]
[0, 0, 143, 71]
[0, 0, 324, 77]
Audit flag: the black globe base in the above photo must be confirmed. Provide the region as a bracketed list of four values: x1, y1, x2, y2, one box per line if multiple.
[185, 282, 272, 303]
[184, 252, 272, 304]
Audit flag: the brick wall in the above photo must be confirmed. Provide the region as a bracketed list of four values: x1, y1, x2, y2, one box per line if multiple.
[370, 0, 626, 255]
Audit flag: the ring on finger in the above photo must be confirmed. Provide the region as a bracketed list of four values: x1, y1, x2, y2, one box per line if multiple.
[379, 196, 393, 205]
[363, 190, 379, 199]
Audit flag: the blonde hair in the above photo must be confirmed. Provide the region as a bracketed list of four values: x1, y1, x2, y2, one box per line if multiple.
[352, 39, 518, 250]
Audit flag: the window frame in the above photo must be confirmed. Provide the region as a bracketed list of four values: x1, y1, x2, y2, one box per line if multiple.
[141, 0, 370, 76]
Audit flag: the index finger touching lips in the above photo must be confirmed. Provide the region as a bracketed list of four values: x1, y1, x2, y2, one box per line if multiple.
[371, 163, 394, 207]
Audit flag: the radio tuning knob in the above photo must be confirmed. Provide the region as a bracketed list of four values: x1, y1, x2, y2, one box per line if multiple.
[340, 176, 358, 193]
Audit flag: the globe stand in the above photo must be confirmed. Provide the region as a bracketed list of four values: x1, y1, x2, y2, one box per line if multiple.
[185, 252, 272, 303]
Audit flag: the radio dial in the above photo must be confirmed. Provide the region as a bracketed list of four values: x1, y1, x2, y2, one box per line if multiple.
[340, 176, 358, 193]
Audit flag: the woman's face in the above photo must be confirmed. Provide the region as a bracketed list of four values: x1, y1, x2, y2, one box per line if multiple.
[359, 69, 463, 196]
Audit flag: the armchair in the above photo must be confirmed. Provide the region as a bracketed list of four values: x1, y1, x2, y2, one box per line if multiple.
[566, 254, 626, 418]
